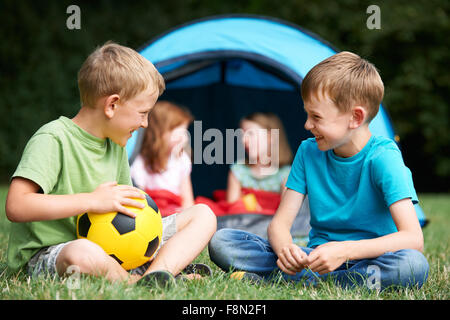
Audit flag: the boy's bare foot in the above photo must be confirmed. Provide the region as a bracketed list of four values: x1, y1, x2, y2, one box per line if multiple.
[181, 273, 203, 280]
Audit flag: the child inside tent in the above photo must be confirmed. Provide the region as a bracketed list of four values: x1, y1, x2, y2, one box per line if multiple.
[131, 101, 194, 216]
[195, 112, 292, 215]
[226, 112, 293, 212]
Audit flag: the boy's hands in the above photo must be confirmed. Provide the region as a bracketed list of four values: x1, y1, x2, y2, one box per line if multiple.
[305, 241, 349, 275]
[276, 243, 308, 275]
[276, 241, 349, 276]
[87, 182, 145, 218]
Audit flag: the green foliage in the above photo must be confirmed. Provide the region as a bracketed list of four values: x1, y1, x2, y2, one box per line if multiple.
[0, 0, 448, 190]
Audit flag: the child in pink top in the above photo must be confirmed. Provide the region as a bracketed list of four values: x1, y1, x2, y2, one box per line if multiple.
[131, 101, 194, 215]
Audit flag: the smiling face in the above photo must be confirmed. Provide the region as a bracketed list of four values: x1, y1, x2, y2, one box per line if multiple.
[303, 93, 354, 154]
[106, 86, 159, 147]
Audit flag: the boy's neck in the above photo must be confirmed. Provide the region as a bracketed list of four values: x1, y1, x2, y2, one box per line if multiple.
[333, 125, 372, 158]
[71, 106, 107, 140]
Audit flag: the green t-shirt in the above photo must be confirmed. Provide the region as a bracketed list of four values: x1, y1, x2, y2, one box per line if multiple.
[7, 116, 132, 271]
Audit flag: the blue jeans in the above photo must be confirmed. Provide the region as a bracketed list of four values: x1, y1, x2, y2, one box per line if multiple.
[208, 229, 429, 290]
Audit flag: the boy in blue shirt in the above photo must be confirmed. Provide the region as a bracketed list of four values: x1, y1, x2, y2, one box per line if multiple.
[208, 51, 428, 290]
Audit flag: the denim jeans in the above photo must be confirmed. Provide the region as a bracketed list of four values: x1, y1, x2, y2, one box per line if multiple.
[208, 228, 429, 290]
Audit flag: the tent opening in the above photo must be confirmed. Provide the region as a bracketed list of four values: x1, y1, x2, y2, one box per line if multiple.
[157, 57, 312, 197]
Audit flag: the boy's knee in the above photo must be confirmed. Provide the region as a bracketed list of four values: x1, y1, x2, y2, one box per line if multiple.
[208, 229, 234, 272]
[209, 229, 269, 273]
[195, 203, 215, 217]
[57, 239, 107, 274]
[209, 228, 234, 249]
[193, 204, 217, 230]
[208, 229, 239, 264]
[396, 249, 429, 286]
[374, 249, 429, 289]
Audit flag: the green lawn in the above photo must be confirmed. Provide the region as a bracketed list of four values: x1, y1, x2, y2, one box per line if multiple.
[0, 186, 448, 300]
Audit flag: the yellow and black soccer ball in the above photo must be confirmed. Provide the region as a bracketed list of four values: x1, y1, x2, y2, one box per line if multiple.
[76, 189, 163, 270]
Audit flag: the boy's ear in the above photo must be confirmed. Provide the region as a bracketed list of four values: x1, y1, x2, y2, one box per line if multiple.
[104, 94, 121, 119]
[349, 106, 367, 129]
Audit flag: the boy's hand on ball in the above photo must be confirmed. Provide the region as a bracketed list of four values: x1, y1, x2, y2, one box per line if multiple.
[88, 181, 145, 218]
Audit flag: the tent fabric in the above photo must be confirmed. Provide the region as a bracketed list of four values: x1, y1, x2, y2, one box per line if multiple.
[128, 14, 395, 162]
[139, 16, 337, 81]
[128, 14, 427, 228]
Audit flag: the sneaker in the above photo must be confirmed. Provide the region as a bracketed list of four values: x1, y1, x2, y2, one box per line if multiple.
[230, 271, 263, 284]
[182, 263, 213, 276]
[175, 263, 213, 281]
[138, 270, 176, 288]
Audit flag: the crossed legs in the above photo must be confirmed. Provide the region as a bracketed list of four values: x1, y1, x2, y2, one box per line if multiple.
[55, 204, 216, 284]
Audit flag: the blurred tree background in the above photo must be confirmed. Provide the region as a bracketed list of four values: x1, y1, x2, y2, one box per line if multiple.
[0, 0, 448, 192]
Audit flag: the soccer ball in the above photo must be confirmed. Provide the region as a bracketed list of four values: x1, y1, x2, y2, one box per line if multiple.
[76, 189, 163, 270]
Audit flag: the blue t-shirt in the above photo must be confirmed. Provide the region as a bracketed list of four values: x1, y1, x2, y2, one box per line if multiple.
[286, 135, 418, 248]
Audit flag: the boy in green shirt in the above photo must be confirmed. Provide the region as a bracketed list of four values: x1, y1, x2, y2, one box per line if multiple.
[5, 42, 216, 285]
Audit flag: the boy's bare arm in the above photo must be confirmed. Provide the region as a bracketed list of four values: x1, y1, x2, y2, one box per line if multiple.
[6, 178, 145, 223]
[344, 198, 424, 259]
[280, 178, 288, 195]
[268, 188, 307, 274]
[268, 188, 304, 252]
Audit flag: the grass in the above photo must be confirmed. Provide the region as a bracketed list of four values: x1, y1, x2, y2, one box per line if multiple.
[0, 186, 448, 300]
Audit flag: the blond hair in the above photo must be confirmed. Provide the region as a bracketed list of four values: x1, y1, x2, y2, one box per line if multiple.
[301, 51, 384, 122]
[141, 101, 194, 173]
[241, 112, 293, 167]
[77, 41, 165, 108]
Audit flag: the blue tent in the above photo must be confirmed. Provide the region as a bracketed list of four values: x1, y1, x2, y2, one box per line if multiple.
[127, 14, 427, 230]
